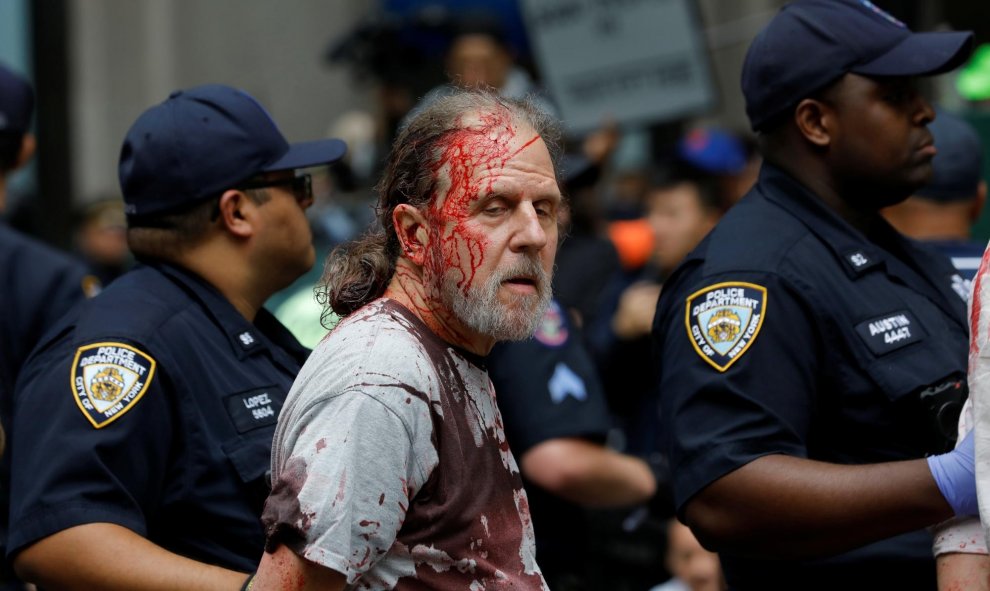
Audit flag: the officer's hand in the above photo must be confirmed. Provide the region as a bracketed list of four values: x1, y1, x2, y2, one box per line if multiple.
[927, 430, 977, 516]
[612, 282, 662, 339]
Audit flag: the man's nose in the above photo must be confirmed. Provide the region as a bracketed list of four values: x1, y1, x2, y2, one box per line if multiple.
[509, 204, 549, 252]
[914, 93, 935, 126]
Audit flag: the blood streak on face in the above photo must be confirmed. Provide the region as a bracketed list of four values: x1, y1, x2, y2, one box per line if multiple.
[426, 108, 541, 294]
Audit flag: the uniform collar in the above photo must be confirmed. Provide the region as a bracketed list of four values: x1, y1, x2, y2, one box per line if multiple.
[151, 261, 309, 365]
[756, 164, 887, 277]
[755, 163, 966, 327]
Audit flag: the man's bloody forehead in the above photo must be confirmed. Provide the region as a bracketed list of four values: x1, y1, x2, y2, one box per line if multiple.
[429, 109, 540, 220]
[422, 108, 545, 295]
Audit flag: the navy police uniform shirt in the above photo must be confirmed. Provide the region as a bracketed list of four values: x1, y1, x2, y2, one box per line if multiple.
[490, 300, 611, 453]
[927, 238, 986, 301]
[488, 299, 611, 584]
[7, 261, 308, 572]
[652, 164, 968, 589]
[0, 224, 93, 423]
[0, 223, 94, 584]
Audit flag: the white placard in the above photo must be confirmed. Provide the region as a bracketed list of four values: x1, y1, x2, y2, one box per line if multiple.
[521, 0, 716, 134]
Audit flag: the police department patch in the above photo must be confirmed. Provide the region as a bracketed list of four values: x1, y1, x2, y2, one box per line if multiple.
[534, 300, 569, 347]
[685, 282, 767, 372]
[71, 342, 156, 428]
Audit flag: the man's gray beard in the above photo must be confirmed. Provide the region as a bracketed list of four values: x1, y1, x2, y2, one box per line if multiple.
[440, 258, 552, 342]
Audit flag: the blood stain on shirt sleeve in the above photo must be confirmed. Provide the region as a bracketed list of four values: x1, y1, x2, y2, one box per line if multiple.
[262, 456, 314, 553]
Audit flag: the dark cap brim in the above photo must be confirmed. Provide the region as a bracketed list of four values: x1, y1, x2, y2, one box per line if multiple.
[854, 31, 974, 77]
[263, 138, 347, 172]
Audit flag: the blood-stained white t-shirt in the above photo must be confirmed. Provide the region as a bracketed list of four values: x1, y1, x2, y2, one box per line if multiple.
[933, 239, 989, 558]
[262, 298, 548, 590]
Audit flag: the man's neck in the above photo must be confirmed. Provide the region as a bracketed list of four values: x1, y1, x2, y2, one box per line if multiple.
[383, 257, 495, 356]
[174, 247, 268, 322]
[770, 156, 879, 235]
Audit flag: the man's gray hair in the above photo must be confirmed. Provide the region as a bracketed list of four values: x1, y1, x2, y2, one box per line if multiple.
[316, 89, 562, 324]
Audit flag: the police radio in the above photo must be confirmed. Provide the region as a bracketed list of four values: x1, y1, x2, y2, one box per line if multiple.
[918, 377, 967, 454]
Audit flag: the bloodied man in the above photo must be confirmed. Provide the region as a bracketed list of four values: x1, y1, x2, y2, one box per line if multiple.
[252, 91, 561, 590]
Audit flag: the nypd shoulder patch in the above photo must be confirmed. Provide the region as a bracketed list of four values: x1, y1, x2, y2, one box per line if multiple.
[534, 300, 569, 347]
[71, 342, 157, 429]
[685, 282, 767, 372]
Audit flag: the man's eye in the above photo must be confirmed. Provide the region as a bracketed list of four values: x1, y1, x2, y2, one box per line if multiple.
[483, 206, 507, 216]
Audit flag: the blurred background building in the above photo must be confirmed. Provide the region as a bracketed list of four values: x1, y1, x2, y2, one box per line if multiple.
[3, 0, 989, 249]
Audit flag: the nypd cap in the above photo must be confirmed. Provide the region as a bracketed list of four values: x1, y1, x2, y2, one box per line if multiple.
[119, 84, 346, 217]
[742, 0, 973, 131]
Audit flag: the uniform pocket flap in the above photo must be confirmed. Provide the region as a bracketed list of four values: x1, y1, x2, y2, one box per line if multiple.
[221, 437, 271, 484]
[862, 346, 957, 403]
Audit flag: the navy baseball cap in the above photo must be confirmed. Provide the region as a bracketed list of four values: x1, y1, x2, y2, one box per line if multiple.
[0, 63, 34, 134]
[676, 128, 747, 175]
[119, 84, 347, 216]
[917, 110, 984, 202]
[742, 0, 974, 131]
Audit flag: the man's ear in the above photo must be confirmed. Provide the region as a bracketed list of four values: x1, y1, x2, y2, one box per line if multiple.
[392, 204, 430, 266]
[216, 190, 257, 238]
[793, 98, 833, 148]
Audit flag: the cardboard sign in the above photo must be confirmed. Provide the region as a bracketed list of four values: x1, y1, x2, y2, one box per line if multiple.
[521, 0, 716, 133]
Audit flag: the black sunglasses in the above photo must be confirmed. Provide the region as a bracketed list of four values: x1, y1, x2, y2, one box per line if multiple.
[238, 173, 313, 204]
[210, 173, 313, 221]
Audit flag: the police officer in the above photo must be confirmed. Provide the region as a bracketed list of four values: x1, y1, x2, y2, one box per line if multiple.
[7, 85, 345, 590]
[488, 298, 656, 591]
[0, 63, 94, 434]
[652, 1, 977, 588]
[0, 61, 96, 591]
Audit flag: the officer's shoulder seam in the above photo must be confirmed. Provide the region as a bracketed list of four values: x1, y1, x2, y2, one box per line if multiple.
[702, 214, 812, 273]
[71, 294, 187, 364]
[82, 283, 201, 345]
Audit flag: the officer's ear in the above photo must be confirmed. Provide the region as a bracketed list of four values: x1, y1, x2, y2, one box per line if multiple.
[392, 204, 430, 266]
[13, 133, 35, 172]
[215, 189, 257, 238]
[793, 98, 833, 148]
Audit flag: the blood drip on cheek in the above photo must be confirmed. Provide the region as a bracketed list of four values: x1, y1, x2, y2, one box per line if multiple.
[427, 110, 539, 294]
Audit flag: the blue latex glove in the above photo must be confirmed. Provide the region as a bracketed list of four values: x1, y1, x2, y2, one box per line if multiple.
[927, 430, 977, 516]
